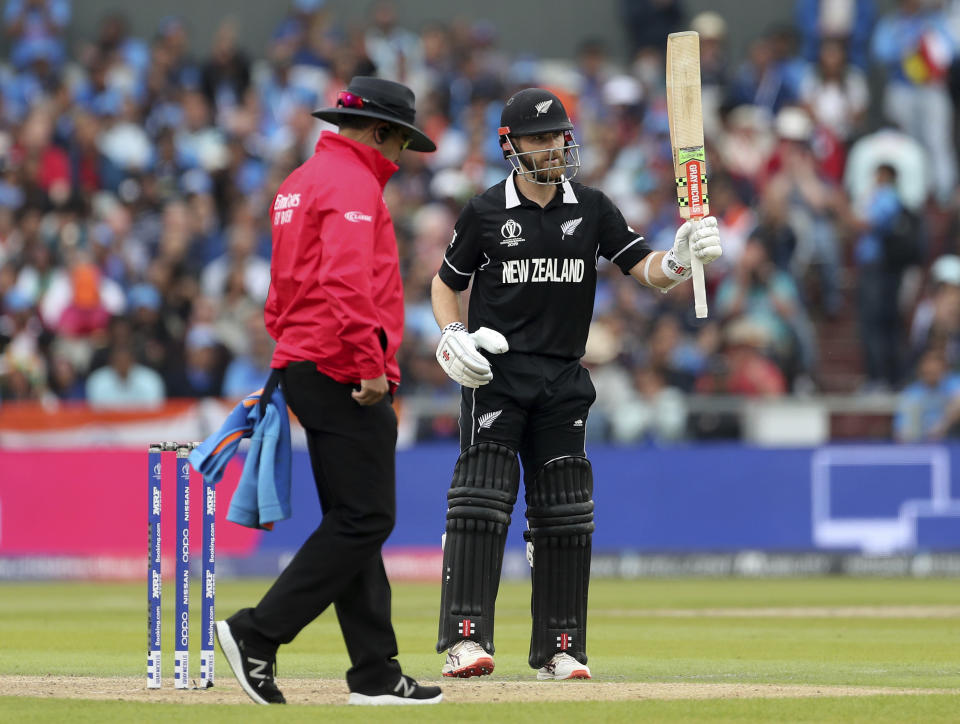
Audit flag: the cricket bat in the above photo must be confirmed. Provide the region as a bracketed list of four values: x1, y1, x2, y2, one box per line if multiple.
[666, 31, 709, 319]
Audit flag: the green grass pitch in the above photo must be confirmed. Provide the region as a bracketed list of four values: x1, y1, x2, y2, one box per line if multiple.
[1, 577, 959, 721]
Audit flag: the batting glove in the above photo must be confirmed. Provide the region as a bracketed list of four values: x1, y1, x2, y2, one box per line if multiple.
[436, 323, 509, 388]
[662, 216, 723, 286]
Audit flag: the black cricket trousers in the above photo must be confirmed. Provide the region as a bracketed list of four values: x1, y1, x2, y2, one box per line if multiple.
[228, 361, 402, 693]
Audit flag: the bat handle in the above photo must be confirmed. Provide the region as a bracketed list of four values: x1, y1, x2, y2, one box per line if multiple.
[690, 218, 708, 319]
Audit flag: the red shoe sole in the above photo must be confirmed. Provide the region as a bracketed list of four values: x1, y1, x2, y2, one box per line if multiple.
[443, 659, 495, 678]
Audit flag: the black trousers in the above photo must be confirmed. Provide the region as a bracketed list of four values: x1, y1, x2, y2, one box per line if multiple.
[858, 263, 903, 386]
[229, 362, 401, 693]
[459, 352, 595, 480]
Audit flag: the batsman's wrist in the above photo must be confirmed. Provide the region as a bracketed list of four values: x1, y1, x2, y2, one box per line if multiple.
[442, 322, 466, 336]
[660, 249, 691, 289]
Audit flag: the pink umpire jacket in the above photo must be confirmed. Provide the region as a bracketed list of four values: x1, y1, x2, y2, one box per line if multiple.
[264, 131, 404, 390]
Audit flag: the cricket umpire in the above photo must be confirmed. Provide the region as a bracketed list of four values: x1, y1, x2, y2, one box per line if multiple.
[215, 76, 442, 706]
[432, 88, 723, 680]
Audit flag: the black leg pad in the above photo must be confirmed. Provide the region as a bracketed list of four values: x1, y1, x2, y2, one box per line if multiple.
[525, 455, 594, 668]
[436, 442, 520, 654]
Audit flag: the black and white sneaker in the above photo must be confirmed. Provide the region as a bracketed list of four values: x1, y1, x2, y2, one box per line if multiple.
[347, 674, 443, 706]
[215, 620, 286, 705]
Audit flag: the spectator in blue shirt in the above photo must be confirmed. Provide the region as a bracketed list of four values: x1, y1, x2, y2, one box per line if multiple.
[4, 0, 70, 70]
[86, 341, 165, 408]
[895, 346, 960, 441]
[872, 0, 956, 204]
[854, 163, 913, 389]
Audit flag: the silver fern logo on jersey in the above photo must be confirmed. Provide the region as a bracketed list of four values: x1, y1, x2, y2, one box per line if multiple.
[561, 217, 583, 239]
[500, 219, 524, 247]
[478, 410, 502, 430]
[534, 100, 553, 116]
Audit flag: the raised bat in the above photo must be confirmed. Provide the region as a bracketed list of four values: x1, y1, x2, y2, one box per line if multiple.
[666, 30, 709, 319]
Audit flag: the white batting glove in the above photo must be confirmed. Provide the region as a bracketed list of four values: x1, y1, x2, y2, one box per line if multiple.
[436, 323, 509, 388]
[662, 216, 723, 285]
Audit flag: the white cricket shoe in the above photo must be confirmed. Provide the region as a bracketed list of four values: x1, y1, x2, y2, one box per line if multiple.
[441, 640, 495, 678]
[536, 652, 591, 680]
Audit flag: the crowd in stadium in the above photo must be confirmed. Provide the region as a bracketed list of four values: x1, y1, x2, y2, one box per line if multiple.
[2, 0, 960, 442]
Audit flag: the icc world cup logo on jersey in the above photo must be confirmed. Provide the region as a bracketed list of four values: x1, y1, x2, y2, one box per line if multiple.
[500, 219, 524, 247]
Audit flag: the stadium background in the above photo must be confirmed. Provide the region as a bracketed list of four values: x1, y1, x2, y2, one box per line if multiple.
[2, 0, 960, 579]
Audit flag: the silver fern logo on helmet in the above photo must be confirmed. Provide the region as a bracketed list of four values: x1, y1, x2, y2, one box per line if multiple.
[534, 100, 553, 116]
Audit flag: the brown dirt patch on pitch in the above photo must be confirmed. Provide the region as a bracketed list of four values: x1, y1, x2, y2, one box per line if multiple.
[0, 676, 954, 706]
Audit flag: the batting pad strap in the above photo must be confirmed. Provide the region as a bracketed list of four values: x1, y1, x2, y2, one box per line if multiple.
[447, 505, 512, 525]
[526, 499, 595, 520]
[448, 485, 517, 507]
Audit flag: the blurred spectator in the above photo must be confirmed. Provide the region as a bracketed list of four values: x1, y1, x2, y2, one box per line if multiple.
[86, 341, 165, 408]
[154, 15, 200, 90]
[872, 0, 956, 205]
[715, 237, 811, 383]
[126, 283, 176, 372]
[909, 254, 960, 370]
[609, 365, 687, 443]
[728, 33, 800, 115]
[620, 0, 685, 58]
[222, 311, 275, 399]
[581, 318, 633, 441]
[894, 346, 960, 441]
[751, 185, 798, 273]
[163, 323, 228, 398]
[12, 104, 70, 203]
[85, 11, 149, 81]
[214, 264, 260, 356]
[843, 127, 929, 212]
[765, 106, 844, 317]
[47, 345, 84, 399]
[41, 256, 125, 336]
[364, 0, 422, 83]
[572, 38, 613, 137]
[716, 106, 774, 204]
[694, 318, 788, 396]
[200, 212, 270, 301]
[852, 163, 916, 389]
[0, 286, 47, 400]
[798, 37, 869, 144]
[201, 19, 251, 120]
[642, 314, 705, 392]
[4, 0, 70, 71]
[795, 0, 876, 70]
[691, 11, 729, 138]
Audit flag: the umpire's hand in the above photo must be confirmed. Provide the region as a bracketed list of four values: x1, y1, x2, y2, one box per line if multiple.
[436, 322, 509, 388]
[353, 374, 389, 405]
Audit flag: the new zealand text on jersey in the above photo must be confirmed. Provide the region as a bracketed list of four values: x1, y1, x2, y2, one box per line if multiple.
[502, 257, 585, 284]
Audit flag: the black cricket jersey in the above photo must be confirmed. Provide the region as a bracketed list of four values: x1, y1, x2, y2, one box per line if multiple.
[438, 172, 651, 359]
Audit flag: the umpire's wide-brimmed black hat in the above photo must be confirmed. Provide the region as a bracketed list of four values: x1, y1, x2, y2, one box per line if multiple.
[312, 76, 436, 152]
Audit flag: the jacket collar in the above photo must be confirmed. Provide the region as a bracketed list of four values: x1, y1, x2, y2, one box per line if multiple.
[504, 171, 578, 209]
[315, 131, 399, 188]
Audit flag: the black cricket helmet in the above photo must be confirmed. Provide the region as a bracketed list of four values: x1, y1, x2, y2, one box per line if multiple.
[498, 88, 581, 184]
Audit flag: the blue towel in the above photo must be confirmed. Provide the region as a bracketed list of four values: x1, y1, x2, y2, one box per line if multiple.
[188, 379, 292, 530]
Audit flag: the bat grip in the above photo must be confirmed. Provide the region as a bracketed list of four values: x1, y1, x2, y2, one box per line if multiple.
[690, 218, 708, 319]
